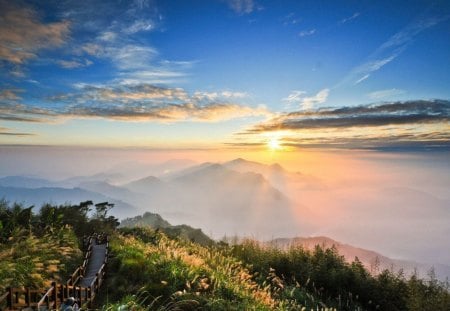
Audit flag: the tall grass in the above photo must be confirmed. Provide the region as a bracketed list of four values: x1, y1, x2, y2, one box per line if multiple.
[0, 226, 82, 292]
[104, 228, 346, 310]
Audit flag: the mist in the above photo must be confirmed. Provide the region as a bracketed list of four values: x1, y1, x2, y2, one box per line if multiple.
[0, 145, 449, 267]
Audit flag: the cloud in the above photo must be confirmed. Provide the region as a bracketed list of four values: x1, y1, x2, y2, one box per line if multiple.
[340, 12, 360, 24]
[282, 13, 301, 26]
[0, 89, 53, 122]
[368, 88, 405, 100]
[343, 14, 449, 85]
[0, 0, 70, 65]
[79, 39, 190, 84]
[240, 100, 450, 150]
[193, 91, 248, 101]
[123, 20, 154, 34]
[66, 102, 269, 122]
[298, 29, 316, 37]
[281, 133, 450, 151]
[354, 54, 400, 85]
[354, 74, 370, 85]
[54, 0, 181, 85]
[283, 91, 306, 103]
[57, 58, 93, 69]
[253, 100, 450, 130]
[226, 0, 256, 15]
[0, 89, 22, 100]
[0, 103, 54, 122]
[80, 43, 103, 56]
[63, 84, 189, 102]
[0, 127, 34, 136]
[283, 89, 329, 110]
[5, 83, 270, 123]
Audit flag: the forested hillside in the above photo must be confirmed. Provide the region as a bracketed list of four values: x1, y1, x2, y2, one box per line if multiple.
[1, 201, 449, 310]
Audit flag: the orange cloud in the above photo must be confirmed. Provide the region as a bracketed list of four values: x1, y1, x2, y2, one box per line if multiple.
[0, 0, 70, 64]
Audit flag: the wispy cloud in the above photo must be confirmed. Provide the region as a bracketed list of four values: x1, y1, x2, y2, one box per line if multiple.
[343, 14, 450, 85]
[0, 0, 70, 65]
[238, 100, 450, 150]
[0, 89, 22, 100]
[283, 89, 329, 110]
[282, 13, 301, 26]
[79, 36, 191, 84]
[353, 53, 401, 85]
[63, 84, 189, 102]
[354, 74, 370, 85]
[0, 127, 34, 136]
[4, 83, 270, 123]
[340, 12, 360, 24]
[298, 29, 316, 37]
[52, 0, 179, 84]
[193, 91, 248, 101]
[123, 19, 154, 34]
[368, 88, 405, 100]
[66, 102, 269, 122]
[57, 58, 93, 69]
[225, 0, 256, 15]
[0, 103, 55, 122]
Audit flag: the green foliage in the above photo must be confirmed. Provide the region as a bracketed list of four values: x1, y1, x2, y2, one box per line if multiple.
[120, 212, 214, 246]
[230, 239, 450, 310]
[120, 212, 171, 229]
[105, 230, 279, 310]
[0, 200, 119, 292]
[0, 226, 81, 292]
[1, 200, 449, 310]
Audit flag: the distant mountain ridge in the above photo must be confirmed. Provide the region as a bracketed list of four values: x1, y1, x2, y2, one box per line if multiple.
[0, 176, 58, 188]
[0, 185, 136, 219]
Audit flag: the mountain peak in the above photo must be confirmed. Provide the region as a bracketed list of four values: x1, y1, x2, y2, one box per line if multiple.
[270, 163, 284, 171]
[228, 157, 250, 164]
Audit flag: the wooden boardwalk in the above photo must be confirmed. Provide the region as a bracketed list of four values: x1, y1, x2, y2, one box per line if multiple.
[0, 234, 109, 311]
[78, 240, 107, 288]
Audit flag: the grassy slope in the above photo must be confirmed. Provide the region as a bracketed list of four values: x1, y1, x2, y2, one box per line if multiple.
[102, 228, 339, 311]
[104, 229, 290, 310]
[102, 228, 450, 311]
[0, 227, 82, 292]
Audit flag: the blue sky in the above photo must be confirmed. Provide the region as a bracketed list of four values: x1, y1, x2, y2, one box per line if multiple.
[0, 0, 449, 150]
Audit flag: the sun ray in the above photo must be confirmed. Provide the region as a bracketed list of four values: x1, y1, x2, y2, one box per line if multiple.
[268, 136, 281, 151]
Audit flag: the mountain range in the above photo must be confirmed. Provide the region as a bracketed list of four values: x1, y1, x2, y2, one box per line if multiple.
[1, 157, 449, 280]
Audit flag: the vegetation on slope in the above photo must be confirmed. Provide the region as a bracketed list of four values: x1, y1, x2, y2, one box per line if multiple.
[120, 212, 214, 246]
[103, 227, 450, 311]
[104, 227, 287, 310]
[0, 199, 119, 293]
[230, 239, 450, 311]
[1, 202, 449, 310]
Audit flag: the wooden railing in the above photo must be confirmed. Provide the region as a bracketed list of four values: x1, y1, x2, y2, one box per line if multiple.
[0, 234, 108, 311]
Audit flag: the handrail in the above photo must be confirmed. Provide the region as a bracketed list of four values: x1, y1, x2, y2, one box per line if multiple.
[1, 233, 109, 310]
[0, 291, 9, 309]
[37, 284, 54, 309]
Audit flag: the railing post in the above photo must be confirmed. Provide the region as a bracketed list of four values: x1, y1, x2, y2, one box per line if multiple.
[51, 282, 57, 309]
[7, 287, 13, 309]
[25, 287, 31, 306]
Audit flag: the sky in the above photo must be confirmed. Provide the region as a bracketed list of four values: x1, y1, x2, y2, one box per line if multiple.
[0, 0, 449, 151]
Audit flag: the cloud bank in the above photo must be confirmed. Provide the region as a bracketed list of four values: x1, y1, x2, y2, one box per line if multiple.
[239, 100, 450, 150]
[2, 83, 269, 123]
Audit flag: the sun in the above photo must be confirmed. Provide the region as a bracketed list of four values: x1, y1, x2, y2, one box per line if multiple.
[267, 137, 281, 151]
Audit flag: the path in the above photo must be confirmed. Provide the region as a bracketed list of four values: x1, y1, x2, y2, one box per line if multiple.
[78, 238, 107, 288]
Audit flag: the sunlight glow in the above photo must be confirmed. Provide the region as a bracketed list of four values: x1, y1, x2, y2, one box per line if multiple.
[268, 137, 281, 151]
